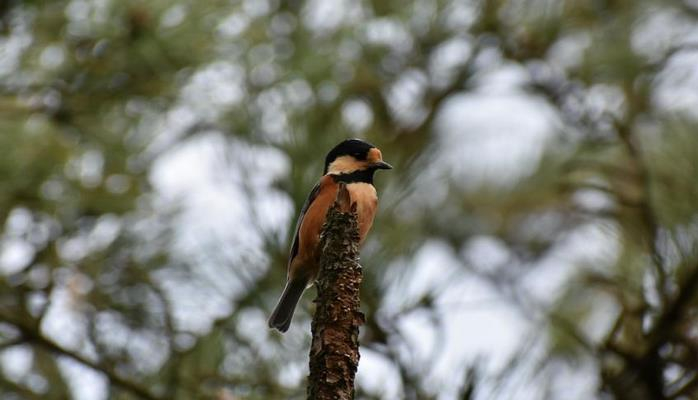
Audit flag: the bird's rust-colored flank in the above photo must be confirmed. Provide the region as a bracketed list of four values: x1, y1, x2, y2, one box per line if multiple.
[288, 174, 337, 282]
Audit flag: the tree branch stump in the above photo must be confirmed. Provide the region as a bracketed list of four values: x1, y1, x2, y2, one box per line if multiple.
[307, 182, 364, 400]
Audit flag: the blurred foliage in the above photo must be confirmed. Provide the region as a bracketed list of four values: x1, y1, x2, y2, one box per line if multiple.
[1, 0, 698, 399]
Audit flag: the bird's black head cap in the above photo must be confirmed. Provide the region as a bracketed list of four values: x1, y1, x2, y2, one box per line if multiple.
[323, 139, 375, 174]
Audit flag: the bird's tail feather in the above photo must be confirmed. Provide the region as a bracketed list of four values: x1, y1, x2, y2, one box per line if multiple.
[268, 279, 306, 333]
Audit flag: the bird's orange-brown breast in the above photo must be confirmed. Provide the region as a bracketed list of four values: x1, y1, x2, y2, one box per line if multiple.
[346, 182, 378, 242]
[288, 176, 378, 283]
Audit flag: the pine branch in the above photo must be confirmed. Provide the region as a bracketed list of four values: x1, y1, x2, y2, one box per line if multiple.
[0, 311, 163, 400]
[307, 183, 364, 400]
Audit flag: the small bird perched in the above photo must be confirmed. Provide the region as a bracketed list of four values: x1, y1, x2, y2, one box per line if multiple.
[268, 139, 392, 333]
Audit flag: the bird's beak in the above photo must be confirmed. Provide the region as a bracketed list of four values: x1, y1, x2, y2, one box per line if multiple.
[373, 160, 393, 170]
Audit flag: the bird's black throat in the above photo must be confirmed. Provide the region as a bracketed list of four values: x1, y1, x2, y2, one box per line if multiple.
[331, 168, 375, 184]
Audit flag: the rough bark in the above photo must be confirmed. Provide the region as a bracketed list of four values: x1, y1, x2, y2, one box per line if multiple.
[307, 183, 364, 400]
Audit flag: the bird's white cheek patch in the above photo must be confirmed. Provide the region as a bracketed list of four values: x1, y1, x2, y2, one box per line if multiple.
[328, 156, 366, 174]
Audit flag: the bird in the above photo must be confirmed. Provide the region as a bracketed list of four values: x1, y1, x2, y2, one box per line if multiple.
[268, 138, 392, 333]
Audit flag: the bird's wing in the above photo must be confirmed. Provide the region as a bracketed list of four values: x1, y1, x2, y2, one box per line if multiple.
[288, 180, 322, 267]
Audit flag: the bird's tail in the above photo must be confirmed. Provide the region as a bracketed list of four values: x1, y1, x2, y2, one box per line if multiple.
[268, 278, 306, 333]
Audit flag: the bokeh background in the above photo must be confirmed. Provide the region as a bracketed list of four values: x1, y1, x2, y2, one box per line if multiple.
[2, 0, 698, 399]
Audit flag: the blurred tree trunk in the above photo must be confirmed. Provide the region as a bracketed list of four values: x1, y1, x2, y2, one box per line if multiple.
[307, 183, 364, 400]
